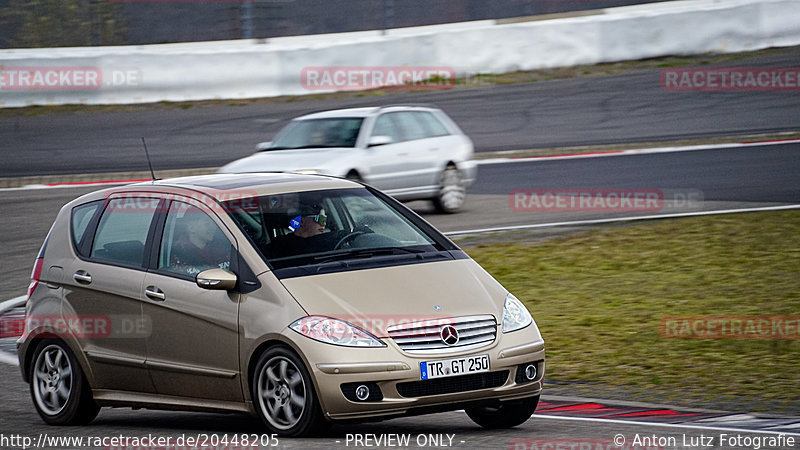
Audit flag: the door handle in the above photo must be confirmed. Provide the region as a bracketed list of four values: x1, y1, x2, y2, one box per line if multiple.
[145, 286, 166, 302]
[428, 147, 440, 152]
[73, 271, 92, 284]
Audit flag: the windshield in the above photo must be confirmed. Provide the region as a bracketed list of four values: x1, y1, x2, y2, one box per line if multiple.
[223, 188, 452, 271]
[267, 118, 364, 150]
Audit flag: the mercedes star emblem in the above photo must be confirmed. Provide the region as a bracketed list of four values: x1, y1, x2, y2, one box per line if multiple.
[440, 325, 460, 346]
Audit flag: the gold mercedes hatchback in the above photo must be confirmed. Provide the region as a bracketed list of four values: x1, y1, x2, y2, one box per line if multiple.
[18, 173, 545, 436]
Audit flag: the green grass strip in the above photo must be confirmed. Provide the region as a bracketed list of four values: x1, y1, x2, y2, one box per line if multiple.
[466, 211, 800, 410]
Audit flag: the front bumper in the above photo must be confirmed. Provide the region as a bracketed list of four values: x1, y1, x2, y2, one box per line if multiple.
[290, 325, 545, 421]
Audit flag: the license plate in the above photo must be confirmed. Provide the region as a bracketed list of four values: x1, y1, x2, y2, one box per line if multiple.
[420, 354, 490, 380]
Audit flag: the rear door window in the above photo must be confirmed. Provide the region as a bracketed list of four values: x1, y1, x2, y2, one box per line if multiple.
[415, 111, 450, 137]
[392, 112, 429, 141]
[90, 197, 159, 267]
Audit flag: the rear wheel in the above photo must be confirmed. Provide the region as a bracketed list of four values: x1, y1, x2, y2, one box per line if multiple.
[432, 165, 465, 213]
[465, 395, 539, 429]
[30, 340, 99, 425]
[252, 346, 328, 437]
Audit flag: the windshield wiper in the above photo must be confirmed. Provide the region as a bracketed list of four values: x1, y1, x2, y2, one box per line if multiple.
[312, 247, 426, 264]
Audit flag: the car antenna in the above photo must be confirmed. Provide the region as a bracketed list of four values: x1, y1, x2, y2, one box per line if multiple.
[141, 137, 159, 181]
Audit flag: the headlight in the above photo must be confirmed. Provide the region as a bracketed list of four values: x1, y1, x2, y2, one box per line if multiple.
[290, 316, 385, 347]
[293, 169, 321, 175]
[502, 293, 533, 333]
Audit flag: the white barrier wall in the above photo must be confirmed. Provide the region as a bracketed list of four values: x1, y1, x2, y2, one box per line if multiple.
[0, 0, 798, 108]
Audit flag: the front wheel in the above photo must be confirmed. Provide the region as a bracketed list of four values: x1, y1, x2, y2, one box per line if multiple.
[432, 166, 466, 213]
[465, 395, 539, 429]
[252, 346, 328, 437]
[30, 339, 99, 425]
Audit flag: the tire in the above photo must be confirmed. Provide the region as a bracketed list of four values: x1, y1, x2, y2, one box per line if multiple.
[432, 165, 466, 213]
[465, 395, 539, 429]
[29, 339, 100, 426]
[252, 346, 329, 437]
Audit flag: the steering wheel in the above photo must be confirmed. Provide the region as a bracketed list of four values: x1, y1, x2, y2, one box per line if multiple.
[333, 230, 365, 250]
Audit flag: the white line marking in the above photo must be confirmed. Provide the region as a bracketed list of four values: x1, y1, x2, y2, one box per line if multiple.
[445, 204, 800, 236]
[476, 138, 800, 166]
[534, 414, 800, 436]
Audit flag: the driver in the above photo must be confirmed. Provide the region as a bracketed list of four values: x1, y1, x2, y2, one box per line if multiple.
[291, 209, 326, 238]
[269, 204, 328, 258]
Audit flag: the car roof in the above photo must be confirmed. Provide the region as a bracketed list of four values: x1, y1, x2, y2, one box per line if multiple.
[297, 105, 438, 120]
[299, 107, 377, 119]
[71, 173, 361, 206]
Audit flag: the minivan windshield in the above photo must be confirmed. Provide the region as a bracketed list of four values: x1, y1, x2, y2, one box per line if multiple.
[266, 118, 363, 150]
[223, 188, 451, 271]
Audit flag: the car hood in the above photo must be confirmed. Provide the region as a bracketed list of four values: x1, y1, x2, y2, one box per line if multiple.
[218, 148, 354, 174]
[279, 259, 507, 337]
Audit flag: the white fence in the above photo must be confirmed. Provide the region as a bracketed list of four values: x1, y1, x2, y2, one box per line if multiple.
[1, 0, 798, 108]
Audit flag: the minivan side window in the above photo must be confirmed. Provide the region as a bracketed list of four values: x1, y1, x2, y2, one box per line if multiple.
[71, 201, 102, 256]
[371, 113, 402, 144]
[158, 201, 233, 278]
[416, 111, 450, 137]
[392, 112, 428, 141]
[90, 197, 159, 267]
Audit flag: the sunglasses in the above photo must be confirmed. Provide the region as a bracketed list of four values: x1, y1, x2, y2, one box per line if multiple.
[308, 213, 327, 226]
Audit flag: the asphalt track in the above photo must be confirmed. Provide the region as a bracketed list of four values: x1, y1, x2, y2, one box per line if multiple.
[1, 48, 799, 177]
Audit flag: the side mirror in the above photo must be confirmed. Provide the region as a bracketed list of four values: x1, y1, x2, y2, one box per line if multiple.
[367, 135, 392, 147]
[255, 141, 272, 151]
[196, 268, 237, 291]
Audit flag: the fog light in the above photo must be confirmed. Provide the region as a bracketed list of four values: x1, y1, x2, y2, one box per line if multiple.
[355, 384, 370, 401]
[525, 364, 537, 381]
[341, 382, 383, 402]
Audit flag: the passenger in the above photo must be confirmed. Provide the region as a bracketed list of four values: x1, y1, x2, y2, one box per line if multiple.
[169, 213, 230, 275]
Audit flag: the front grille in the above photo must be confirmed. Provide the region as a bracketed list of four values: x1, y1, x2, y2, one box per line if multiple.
[387, 314, 497, 354]
[396, 370, 509, 398]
